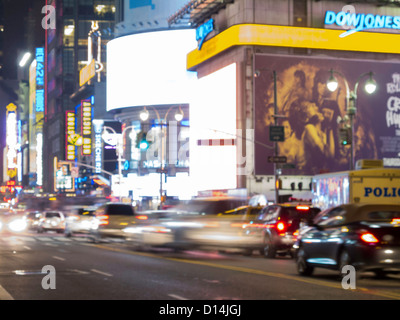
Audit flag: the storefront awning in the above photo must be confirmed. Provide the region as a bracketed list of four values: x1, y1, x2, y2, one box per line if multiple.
[168, 0, 234, 28]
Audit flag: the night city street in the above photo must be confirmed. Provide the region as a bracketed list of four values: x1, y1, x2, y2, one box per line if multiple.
[1, 231, 400, 301]
[2, 0, 400, 315]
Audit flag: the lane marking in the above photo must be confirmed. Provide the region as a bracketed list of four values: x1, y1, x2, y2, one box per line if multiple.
[0, 285, 14, 300]
[168, 294, 189, 300]
[52, 256, 66, 261]
[91, 269, 113, 277]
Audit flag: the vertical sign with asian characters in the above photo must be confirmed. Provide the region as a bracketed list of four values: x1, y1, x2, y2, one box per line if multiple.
[66, 111, 77, 161]
[81, 100, 93, 156]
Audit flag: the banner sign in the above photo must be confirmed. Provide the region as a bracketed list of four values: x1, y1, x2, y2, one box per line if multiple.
[254, 54, 400, 175]
[81, 99, 93, 156]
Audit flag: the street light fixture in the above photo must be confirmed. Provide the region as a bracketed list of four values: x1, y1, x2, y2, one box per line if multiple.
[327, 69, 377, 170]
[18, 52, 32, 67]
[102, 125, 136, 201]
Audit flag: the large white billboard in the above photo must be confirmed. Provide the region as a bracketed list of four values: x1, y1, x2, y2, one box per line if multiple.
[106, 29, 197, 111]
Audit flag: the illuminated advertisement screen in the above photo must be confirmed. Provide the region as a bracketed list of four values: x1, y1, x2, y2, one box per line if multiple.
[107, 29, 197, 111]
[254, 54, 400, 176]
[190, 63, 237, 191]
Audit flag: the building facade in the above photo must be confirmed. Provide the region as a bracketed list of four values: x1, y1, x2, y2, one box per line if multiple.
[42, 0, 116, 193]
[173, 0, 400, 201]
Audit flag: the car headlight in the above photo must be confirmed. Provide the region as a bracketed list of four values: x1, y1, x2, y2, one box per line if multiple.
[8, 219, 27, 232]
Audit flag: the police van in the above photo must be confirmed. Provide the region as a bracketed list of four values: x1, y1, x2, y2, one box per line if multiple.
[312, 159, 400, 211]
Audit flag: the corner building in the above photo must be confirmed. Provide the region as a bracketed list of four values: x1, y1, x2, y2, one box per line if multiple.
[171, 0, 400, 201]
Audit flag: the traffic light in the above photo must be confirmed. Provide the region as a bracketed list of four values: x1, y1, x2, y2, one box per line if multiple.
[136, 131, 150, 150]
[339, 128, 352, 145]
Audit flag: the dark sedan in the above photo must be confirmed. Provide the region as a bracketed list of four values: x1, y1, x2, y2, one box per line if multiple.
[295, 203, 400, 278]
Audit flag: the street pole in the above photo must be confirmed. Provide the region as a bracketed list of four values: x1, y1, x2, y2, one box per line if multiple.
[273, 70, 279, 204]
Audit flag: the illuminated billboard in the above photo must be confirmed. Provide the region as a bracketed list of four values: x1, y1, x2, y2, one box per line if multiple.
[190, 63, 237, 191]
[6, 103, 18, 180]
[106, 29, 197, 111]
[254, 54, 400, 176]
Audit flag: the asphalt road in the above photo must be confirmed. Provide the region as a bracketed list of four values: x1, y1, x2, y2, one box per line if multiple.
[1, 231, 400, 305]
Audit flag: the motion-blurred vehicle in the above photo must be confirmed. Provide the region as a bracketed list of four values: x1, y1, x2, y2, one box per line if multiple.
[0, 211, 28, 233]
[295, 204, 400, 278]
[245, 203, 320, 258]
[25, 211, 42, 231]
[91, 203, 138, 241]
[37, 211, 66, 233]
[65, 207, 97, 237]
[124, 198, 261, 252]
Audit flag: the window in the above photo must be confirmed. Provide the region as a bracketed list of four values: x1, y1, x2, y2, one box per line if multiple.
[315, 207, 346, 227]
[257, 206, 279, 221]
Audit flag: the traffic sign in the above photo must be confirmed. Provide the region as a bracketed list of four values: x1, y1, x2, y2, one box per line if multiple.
[269, 125, 285, 141]
[268, 156, 287, 163]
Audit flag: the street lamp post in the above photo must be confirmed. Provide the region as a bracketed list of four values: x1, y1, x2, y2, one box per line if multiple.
[139, 106, 184, 206]
[102, 125, 136, 201]
[327, 70, 377, 170]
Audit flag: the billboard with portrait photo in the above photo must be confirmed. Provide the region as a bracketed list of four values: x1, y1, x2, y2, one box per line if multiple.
[254, 54, 400, 176]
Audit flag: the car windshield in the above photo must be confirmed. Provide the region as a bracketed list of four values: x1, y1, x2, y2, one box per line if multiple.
[45, 212, 61, 218]
[106, 205, 134, 216]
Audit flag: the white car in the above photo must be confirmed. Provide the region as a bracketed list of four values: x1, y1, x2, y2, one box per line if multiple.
[37, 211, 66, 233]
[65, 208, 98, 237]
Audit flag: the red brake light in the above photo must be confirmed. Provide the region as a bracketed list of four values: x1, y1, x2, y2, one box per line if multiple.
[296, 205, 310, 211]
[136, 215, 148, 220]
[276, 222, 285, 232]
[360, 233, 379, 243]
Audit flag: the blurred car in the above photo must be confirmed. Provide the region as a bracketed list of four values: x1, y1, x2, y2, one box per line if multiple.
[65, 207, 97, 237]
[0, 211, 28, 233]
[295, 204, 400, 278]
[37, 211, 66, 233]
[91, 203, 138, 241]
[25, 211, 42, 231]
[124, 198, 260, 252]
[245, 203, 320, 258]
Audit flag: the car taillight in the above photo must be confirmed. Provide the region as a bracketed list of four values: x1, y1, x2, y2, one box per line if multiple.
[135, 215, 148, 220]
[98, 215, 109, 225]
[276, 222, 285, 232]
[360, 232, 379, 243]
[296, 205, 310, 211]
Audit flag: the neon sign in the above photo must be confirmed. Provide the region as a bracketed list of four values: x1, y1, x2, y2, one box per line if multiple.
[6, 103, 18, 180]
[66, 111, 77, 161]
[324, 10, 400, 37]
[93, 120, 103, 174]
[196, 19, 214, 50]
[35, 47, 45, 112]
[81, 99, 93, 156]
